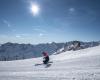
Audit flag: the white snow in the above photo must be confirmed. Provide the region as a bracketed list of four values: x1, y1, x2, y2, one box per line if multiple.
[0, 46, 100, 80]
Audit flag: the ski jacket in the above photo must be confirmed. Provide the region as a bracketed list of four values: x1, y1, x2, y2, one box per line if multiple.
[42, 52, 49, 62]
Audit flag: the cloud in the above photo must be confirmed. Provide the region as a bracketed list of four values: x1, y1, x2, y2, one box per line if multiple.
[3, 19, 11, 27]
[38, 33, 48, 37]
[33, 28, 47, 37]
[2, 19, 18, 34]
[69, 8, 75, 12]
[15, 33, 30, 38]
[39, 33, 44, 37]
[15, 35, 22, 38]
[33, 28, 46, 33]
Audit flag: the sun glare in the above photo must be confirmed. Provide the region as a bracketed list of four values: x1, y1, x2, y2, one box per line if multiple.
[30, 3, 39, 16]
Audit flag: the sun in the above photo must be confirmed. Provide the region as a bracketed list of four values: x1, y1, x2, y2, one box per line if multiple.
[30, 3, 40, 16]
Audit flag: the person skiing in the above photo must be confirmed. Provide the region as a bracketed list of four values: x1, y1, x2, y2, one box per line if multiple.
[42, 51, 49, 64]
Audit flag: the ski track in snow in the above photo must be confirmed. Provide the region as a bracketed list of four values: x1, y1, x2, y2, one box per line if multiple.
[0, 46, 100, 80]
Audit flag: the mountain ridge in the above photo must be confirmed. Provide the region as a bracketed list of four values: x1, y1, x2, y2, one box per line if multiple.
[0, 41, 100, 61]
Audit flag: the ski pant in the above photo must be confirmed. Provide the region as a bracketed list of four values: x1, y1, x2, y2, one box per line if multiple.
[43, 60, 49, 64]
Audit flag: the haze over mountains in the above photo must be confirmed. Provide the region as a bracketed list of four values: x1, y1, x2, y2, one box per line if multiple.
[0, 41, 100, 61]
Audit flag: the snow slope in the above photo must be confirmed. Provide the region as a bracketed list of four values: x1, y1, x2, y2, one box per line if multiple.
[0, 46, 100, 80]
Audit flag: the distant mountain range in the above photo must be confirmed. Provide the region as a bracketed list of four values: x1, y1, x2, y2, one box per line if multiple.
[0, 41, 100, 61]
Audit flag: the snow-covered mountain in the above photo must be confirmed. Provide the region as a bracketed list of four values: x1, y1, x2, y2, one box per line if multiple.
[0, 42, 64, 61]
[54, 41, 100, 54]
[0, 41, 100, 61]
[0, 45, 100, 80]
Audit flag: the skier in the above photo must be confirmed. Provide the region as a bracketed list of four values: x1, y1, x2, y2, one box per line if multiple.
[42, 51, 49, 64]
[35, 51, 51, 67]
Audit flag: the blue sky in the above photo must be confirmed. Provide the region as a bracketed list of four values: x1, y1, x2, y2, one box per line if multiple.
[0, 0, 100, 44]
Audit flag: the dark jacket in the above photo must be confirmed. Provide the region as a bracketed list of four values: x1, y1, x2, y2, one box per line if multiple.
[43, 55, 49, 64]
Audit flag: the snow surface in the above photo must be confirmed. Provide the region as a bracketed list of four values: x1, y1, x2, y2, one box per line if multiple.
[0, 46, 100, 80]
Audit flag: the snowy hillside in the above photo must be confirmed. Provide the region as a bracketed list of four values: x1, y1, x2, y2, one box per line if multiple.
[0, 45, 100, 80]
